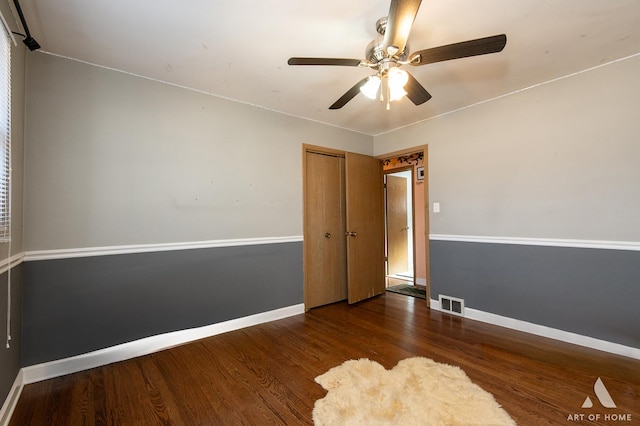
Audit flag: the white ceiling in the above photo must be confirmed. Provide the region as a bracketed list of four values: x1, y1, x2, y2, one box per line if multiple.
[13, 0, 640, 136]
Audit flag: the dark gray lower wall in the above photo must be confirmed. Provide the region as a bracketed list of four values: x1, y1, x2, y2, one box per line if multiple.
[0, 264, 22, 405]
[22, 242, 303, 366]
[430, 240, 640, 348]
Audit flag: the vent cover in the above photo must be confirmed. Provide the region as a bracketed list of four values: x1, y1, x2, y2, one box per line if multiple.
[438, 295, 465, 316]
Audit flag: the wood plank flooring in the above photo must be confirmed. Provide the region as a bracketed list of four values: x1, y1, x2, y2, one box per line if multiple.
[10, 293, 640, 425]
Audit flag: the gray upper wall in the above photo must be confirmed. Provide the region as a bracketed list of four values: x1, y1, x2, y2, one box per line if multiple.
[23, 44, 640, 249]
[24, 53, 372, 251]
[375, 55, 640, 242]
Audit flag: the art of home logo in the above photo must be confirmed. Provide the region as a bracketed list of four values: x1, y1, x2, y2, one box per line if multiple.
[567, 377, 633, 423]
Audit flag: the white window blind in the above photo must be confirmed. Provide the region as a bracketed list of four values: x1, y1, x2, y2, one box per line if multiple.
[0, 22, 10, 242]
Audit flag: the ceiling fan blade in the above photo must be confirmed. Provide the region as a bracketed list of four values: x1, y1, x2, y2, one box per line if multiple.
[288, 57, 362, 66]
[405, 72, 432, 105]
[409, 34, 507, 66]
[329, 77, 369, 109]
[383, 0, 422, 57]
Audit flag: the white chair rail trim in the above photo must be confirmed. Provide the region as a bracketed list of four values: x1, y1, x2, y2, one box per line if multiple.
[0, 252, 24, 275]
[429, 234, 640, 251]
[23, 236, 304, 262]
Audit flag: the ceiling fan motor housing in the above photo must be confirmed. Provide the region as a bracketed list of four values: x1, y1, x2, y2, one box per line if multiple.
[366, 17, 410, 65]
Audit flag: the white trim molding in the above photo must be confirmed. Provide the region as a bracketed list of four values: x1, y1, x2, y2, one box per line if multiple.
[1, 303, 303, 425]
[0, 369, 23, 426]
[430, 299, 640, 361]
[23, 236, 304, 262]
[429, 234, 640, 251]
[0, 252, 24, 275]
[20, 303, 305, 385]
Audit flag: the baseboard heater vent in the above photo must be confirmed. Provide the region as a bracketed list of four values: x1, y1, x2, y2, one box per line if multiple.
[439, 295, 465, 317]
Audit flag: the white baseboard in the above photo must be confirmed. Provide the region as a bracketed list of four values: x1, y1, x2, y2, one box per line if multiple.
[2, 304, 302, 425]
[430, 299, 640, 360]
[6, 300, 638, 425]
[20, 303, 305, 385]
[0, 370, 23, 426]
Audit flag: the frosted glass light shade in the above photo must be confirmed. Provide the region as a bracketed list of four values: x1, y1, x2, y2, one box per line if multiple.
[388, 67, 408, 87]
[389, 86, 407, 101]
[360, 75, 381, 99]
[388, 67, 409, 101]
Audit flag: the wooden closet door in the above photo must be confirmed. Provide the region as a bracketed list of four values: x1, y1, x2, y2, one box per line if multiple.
[345, 152, 385, 304]
[304, 152, 347, 309]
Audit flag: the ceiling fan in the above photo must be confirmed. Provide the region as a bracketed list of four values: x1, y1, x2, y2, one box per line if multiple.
[288, 0, 507, 110]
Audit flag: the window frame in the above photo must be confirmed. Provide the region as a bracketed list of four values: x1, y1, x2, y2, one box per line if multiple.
[0, 12, 13, 242]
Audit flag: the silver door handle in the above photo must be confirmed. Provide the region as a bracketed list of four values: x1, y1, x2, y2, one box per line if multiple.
[325, 232, 331, 238]
[345, 231, 357, 237]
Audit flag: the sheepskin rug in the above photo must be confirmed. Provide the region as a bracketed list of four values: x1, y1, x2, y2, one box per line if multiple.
[313, 357, 516, 425]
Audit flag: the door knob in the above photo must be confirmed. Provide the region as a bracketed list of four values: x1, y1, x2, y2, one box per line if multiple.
[345, 231, 357, 237]
[325, 232, 331, 238]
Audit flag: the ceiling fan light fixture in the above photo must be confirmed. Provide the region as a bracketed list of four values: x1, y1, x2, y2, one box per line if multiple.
[389, 85, 407, 102]
[388, 67, 408, 89]
[360, 75, 381, 99]
[387, 67, 409, 102]
[288, 1, 507, 111]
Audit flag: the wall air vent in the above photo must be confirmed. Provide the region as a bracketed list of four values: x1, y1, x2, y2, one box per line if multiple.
[438, 295, 465, 317]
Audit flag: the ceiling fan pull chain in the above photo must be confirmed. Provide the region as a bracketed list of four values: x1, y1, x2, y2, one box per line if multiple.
[386, 77, 391, 110]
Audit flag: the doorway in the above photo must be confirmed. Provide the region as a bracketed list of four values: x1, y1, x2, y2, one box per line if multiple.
[385, 168, 414, 284]
[380, 147, 430, 304]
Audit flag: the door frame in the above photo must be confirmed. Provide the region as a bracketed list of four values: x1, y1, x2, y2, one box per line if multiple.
[377, 145, 431, 304]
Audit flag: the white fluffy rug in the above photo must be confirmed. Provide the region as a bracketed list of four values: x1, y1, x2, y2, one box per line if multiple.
[313, 357, 516, 425]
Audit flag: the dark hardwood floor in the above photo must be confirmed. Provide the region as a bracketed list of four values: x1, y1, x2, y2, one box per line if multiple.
[10, 293, 640, 425]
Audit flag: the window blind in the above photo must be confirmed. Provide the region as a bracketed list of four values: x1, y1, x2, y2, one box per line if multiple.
[0, 23, 10, 241]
